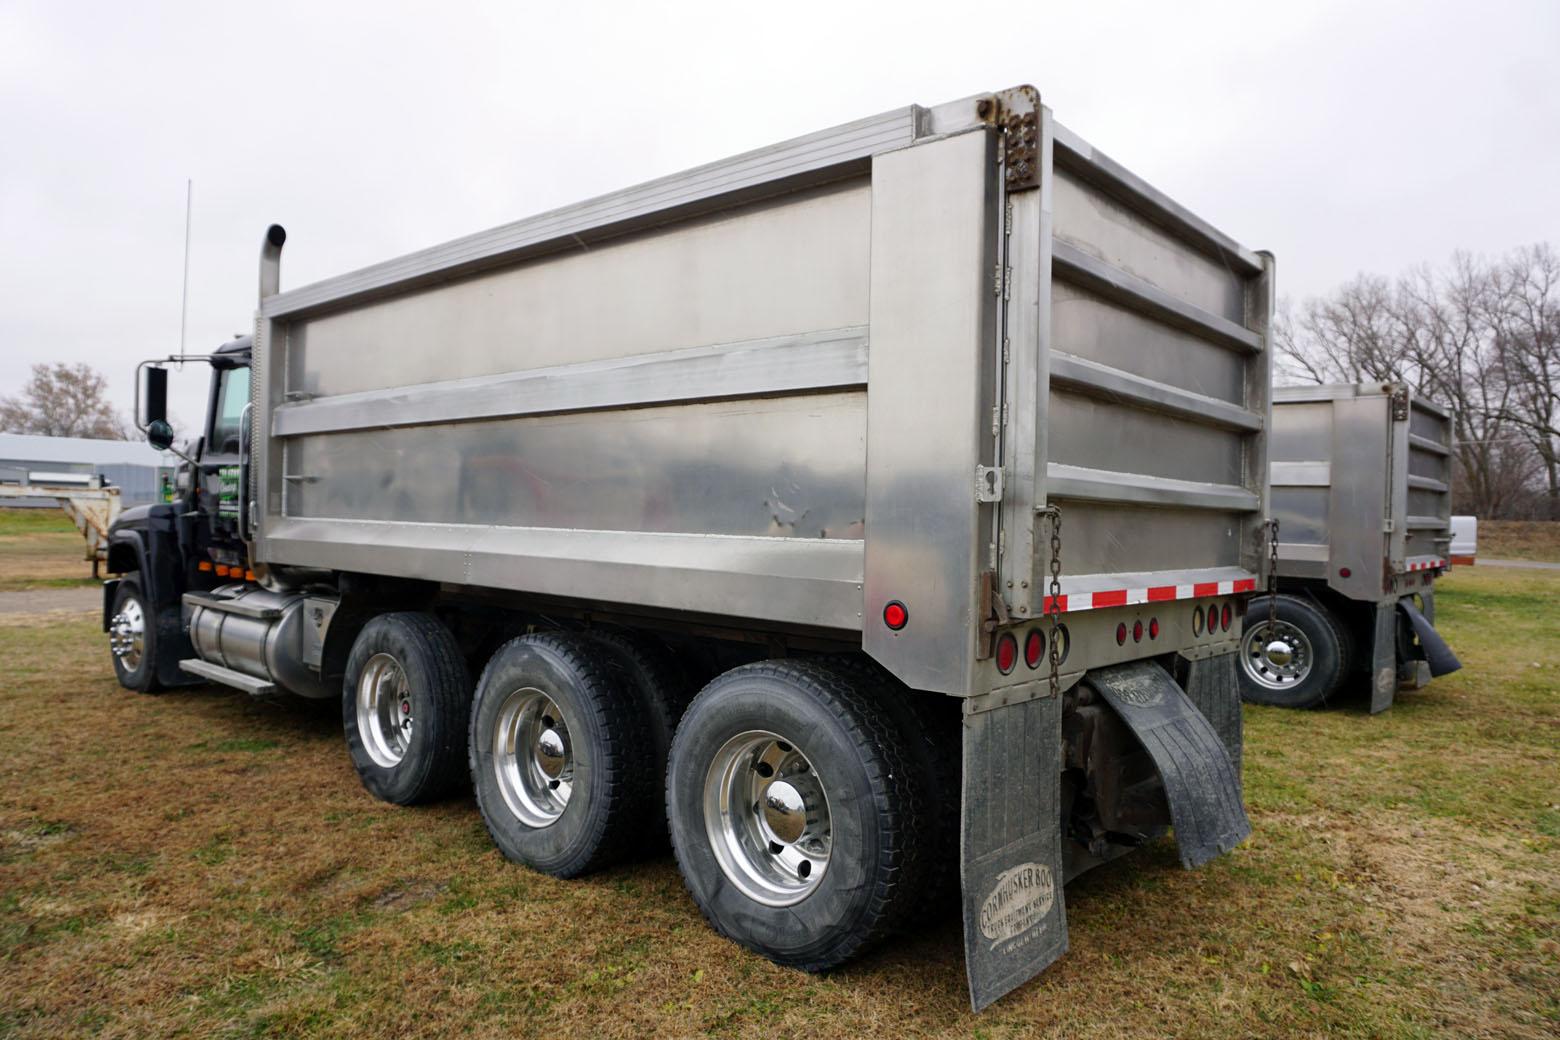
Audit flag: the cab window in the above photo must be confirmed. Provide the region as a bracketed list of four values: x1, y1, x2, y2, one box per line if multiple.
[209, 367, 251, 455]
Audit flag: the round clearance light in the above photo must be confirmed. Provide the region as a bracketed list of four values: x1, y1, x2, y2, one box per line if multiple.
[1024, 630, 1044, 669]
[996, 633, 1018, 674]
[1115, 622, 1127, 646]
[883, 601, 909, 631]
[1221, 603, 1233, 630]
[1339, 566, 1352, 579]
[1132, 620, 1143, 643]
[1149, 618, 1160, 640]
[1193, 606, 1204, 635]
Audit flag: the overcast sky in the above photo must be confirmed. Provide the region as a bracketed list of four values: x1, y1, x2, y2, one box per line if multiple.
[3, 0, 1557, 428]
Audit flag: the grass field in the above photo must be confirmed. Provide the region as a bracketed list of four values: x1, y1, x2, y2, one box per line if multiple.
[0, 509, 99, 592]
[0, 524, 1555, 1038]
[1479, 521, 1560, 563]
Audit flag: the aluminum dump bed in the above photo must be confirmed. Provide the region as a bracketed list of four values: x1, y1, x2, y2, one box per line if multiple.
[1271, 383, 1453, 597]
[251, 88, 1273, 704]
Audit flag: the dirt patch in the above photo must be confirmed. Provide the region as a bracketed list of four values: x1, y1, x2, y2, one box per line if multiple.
[0, 587, 99, 616]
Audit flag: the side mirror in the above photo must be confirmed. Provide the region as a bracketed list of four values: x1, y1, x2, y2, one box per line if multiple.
[142, 366, 168, 427]
[147, 419, 175, 452]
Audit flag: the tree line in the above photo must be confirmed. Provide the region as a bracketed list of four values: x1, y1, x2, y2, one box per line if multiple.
[1278, 244, 1559, 519]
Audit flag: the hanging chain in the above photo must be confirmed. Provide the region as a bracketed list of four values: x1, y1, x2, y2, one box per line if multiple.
[1038, 504, 1063, 701]
[1265, 517, 1280, 633]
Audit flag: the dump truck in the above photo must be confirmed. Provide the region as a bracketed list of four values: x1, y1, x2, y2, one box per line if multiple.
[102, 85, 1274, 1010]
[1240, 383, 1460, 712]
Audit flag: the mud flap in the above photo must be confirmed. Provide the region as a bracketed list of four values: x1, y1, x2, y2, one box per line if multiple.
[1180, 651, 1243, 778]
[960, 694, 1067, 1012]
[1399, 599, 1461, 678]
[1369, 603, 1397, 714]
[1089, 661, 1250, 869]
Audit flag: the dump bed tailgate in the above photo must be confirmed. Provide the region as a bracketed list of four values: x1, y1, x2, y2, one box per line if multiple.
[1037, 126, 1271, 607]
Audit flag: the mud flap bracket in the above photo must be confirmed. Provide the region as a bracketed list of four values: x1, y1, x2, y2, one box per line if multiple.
[960, 694, 1067, 1012]
[1088, 660, 1251, 869]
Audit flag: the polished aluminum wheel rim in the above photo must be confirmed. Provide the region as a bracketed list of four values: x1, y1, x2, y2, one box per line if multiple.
[108, 599, 145, 671]
[493, 688, 575, 828]
[1240, 620, 1314, 691]
[357, 653, 413, 767]
[704, 730, 831, 907]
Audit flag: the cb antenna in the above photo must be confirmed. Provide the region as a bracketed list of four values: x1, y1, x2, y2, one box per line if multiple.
[178, 179, 192, 354]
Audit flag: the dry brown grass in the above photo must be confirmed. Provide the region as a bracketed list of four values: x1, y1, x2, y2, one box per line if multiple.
[1479, 521, 1560, 563]
[0, 509, 97, 590]
[0, 537, 1555, 1037]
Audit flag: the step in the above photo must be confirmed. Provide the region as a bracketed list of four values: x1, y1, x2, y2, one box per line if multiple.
[178, 658, 278, 696]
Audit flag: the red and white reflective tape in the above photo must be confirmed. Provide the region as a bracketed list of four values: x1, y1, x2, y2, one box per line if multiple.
[1043, 577, 1257, 615]
[1404, 556, 1447, 573]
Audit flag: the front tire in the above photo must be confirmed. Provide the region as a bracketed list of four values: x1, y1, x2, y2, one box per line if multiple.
[1238, 594, 1347, 709]
[342, 613, 471, 805]
[108, 578, 160, 693]
[666, 660, 928, 972]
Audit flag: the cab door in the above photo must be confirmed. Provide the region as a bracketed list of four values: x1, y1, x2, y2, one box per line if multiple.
[199, 360, 251, 551]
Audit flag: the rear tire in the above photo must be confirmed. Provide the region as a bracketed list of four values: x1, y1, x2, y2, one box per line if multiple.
[470, 633, 654, 878]
[1238, 594, 1346, 709]
[342, 612, 471, 805]
[584, 629, 693, 846]
[666, 660, 928, 972]
[108, 578, 161, 693]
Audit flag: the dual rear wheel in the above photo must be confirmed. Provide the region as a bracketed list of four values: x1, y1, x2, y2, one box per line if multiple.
[340, 614, 948, 971]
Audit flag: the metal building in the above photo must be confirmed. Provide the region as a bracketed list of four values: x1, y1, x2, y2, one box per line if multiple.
[0, 433, 176, 507]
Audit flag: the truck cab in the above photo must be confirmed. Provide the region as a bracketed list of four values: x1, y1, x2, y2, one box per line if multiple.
[102, 336, 252, 690]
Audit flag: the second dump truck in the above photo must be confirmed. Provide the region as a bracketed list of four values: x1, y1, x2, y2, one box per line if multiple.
[1241, 383, 1460, 711]
[103, 86, 1273, 1009]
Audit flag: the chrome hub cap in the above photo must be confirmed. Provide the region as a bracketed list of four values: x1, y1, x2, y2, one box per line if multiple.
[1240, 620, 1314, 690]
[493, 689, 575, 827]
[108, 599, 145, 671]
[704, 731, 831, 907]
[357, 653, 413, 767]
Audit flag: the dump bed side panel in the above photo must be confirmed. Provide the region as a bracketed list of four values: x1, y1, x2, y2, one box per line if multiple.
[255, 177, 881, 631]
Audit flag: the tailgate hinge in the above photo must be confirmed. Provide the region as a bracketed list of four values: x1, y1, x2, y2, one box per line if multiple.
[976, 569, 1012, 660]
[1390, 385, 1410, 421]
[976, 85, 1042, 192]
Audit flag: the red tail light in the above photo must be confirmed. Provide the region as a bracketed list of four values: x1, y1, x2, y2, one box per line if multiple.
[996, 633, 1018, 674]
[1221, 603, 1233, 630]
[1115, 623, 1127, 646]
[1024, 630, 1044, 669]
[1132, 620, 1143, 643]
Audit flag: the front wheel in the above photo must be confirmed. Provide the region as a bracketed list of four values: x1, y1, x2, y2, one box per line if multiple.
[1238, 594, 1346, 709]
[108, 578, 161, 693]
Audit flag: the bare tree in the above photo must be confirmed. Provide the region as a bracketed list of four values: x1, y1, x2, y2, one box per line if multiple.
[1279, 249, 1549, 518]
[1487, 244, 1560, 517]
[0, 362, 129, 440]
